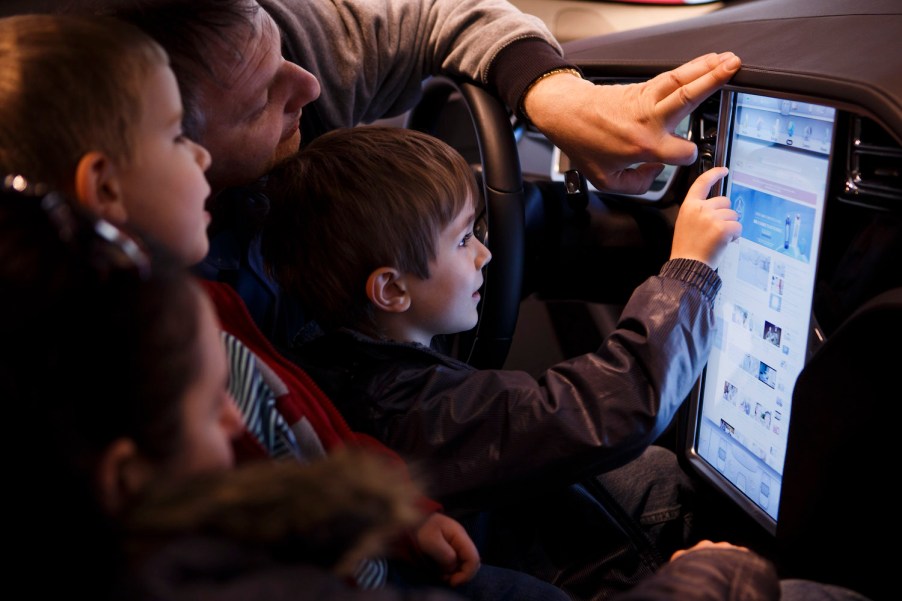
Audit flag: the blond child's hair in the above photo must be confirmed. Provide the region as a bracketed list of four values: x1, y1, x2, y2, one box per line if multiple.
[0, 14, 168, 194]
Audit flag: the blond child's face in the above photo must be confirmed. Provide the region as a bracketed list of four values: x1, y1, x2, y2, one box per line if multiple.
[402, 197, 492, 345]
[115, 64, 212, 266]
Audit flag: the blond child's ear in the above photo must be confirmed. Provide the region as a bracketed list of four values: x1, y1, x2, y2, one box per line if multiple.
[366, 267, 411, 313]
[74, 151, 128, 224]
[95, 438, 155, 515]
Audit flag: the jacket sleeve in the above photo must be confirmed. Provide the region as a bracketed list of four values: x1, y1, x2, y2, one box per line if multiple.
[262, 0, 563, 129]
[376, 260, 721, 502]
[614, 549, 780, 601]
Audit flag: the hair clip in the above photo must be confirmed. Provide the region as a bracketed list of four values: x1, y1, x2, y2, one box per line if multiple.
[3, 173, 151, 279]
[3, 173, 50, 197]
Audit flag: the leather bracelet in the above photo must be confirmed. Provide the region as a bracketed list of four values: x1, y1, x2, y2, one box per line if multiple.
[519, 67, 583, 123]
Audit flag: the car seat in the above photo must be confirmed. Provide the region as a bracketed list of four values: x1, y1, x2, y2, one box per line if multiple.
[776, 286, 902, 600]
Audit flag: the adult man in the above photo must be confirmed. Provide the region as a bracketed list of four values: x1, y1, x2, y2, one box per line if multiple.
[85, 0, 740, 196]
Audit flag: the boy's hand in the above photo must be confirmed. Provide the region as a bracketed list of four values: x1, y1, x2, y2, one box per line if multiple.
[670, 166, 741, 269]
[524, 52, 741, 195]
[414, 513, 481, 586]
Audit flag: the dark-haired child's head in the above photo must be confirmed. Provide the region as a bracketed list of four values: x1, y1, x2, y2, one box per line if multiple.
[0, 186, 243, 517]
[263, 126, 490, 346]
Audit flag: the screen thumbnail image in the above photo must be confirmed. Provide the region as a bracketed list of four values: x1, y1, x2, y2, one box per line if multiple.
[758, 360, 777, 389]
[730, 183, 816, 263]
[763, 321, 782, 347]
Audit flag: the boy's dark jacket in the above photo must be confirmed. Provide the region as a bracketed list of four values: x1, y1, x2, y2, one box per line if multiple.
[286, 258, 721, 508]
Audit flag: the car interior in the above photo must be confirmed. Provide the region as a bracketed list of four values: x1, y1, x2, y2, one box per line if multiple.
[2, 0, 897, 598]
[403, 1, 901, 598]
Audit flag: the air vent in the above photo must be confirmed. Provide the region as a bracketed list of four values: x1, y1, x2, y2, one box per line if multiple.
[844, 116, 902, 210]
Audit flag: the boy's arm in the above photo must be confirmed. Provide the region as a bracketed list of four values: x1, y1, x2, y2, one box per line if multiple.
[364, 170, 738, 503]
[303, 253, 719, 506]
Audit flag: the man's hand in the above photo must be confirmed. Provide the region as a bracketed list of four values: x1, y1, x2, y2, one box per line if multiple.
[414, 513, 481, 586]
[523, 52, 741, 194]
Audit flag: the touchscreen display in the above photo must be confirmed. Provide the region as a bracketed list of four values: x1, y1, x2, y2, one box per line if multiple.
[687, 90, 836, 533]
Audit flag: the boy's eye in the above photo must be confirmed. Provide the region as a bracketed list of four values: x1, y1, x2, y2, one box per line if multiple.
[460, 232, 473, 247]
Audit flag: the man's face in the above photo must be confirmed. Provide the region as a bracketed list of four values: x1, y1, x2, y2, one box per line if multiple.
[195, 6, 320, 192]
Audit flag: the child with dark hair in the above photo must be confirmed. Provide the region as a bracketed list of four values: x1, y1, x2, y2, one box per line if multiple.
[0, 184, 464, 601]
[0, 183, 239, 596]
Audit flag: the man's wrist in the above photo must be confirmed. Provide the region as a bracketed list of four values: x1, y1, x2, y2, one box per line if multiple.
[518, 67, 584, 124]
[486, 37, 577, 119]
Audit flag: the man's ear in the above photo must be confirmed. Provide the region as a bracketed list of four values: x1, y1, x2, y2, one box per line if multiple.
[95, 438, 154, 515]
[74, 151, 128, 224]
[366, 267, 411, 313]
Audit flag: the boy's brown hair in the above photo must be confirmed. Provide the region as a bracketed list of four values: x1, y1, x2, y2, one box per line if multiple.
[0, 13, 168, 194]
[262, 125, 480, 335]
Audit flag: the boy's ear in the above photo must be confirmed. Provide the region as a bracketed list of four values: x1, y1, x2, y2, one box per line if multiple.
[95, 438, 154, 515]
[366, 267, 411, 313]
[74, 151, 128, 224]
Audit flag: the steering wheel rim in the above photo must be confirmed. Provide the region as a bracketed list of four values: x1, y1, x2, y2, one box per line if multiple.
[405, 76, 525, 369]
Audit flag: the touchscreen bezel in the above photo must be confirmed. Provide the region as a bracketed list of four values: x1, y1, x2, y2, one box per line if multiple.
[684, 87, 838, 535]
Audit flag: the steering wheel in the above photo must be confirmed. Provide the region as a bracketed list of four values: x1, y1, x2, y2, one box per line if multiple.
[405, 76, 525, 369]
